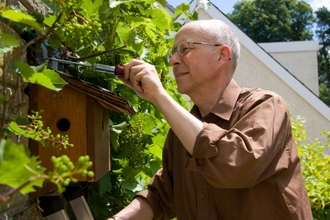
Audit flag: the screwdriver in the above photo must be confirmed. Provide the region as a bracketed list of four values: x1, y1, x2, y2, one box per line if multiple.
[47, 57, 125, 76]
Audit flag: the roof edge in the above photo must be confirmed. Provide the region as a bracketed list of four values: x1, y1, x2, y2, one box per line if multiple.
[259, 41, 320, 53]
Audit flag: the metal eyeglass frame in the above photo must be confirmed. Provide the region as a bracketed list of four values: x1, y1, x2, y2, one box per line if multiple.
[167, 40, 223, 61]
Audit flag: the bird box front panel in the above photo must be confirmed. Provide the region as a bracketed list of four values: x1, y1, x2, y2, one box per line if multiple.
[29, 84, 88, 179]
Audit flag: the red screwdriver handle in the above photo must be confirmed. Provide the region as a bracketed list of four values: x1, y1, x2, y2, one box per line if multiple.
[114, 65, 124, 76]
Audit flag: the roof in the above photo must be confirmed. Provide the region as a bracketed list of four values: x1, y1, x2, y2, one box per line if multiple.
[59, 73, 135, 116]
[259, 41, 322, 53]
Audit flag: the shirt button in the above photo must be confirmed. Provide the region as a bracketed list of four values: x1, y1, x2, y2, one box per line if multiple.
[201, 194, 205, 199]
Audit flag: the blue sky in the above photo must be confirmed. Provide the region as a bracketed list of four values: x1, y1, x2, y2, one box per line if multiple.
[166, 0, 237, 14]
[166, 0, 330, 14]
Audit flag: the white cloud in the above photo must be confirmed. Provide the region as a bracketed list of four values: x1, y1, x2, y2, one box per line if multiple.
[308, 0, 330, 11]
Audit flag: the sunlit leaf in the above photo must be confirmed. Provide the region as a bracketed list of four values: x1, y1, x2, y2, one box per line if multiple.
[0, 139, 45, 194]
[175, 3, 190, 17]
[0, 33, 20, 57]
[2, 9, 43, 32]
[81, 0, 103, 18]
[109, 0, 133, 8]
[120, 167, 148, 192]
[148, 145, 162, 160]
[43, 15, 57, 27]
[151, 9, 172, 32]
[8, 121, 41, 141]
[13, 61, 68, 91]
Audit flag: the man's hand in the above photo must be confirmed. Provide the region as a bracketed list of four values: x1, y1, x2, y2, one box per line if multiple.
[119, 58, 203, 155]
[120, 58, 165, 103]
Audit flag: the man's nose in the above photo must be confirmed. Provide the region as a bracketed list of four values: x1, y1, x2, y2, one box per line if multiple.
[169, 52, 182, 66]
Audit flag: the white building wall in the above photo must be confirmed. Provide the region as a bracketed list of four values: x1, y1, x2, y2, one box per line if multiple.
[259, 41, 320, 96]
[235, 45, 328, 140]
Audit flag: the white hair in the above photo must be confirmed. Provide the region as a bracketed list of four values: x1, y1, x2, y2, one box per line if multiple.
[187, 20, 241, 66]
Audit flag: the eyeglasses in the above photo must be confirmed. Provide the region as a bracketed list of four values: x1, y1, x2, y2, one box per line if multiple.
[167, 40, 223, 61]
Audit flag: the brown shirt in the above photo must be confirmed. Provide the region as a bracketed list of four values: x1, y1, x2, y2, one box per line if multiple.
[136, 79, 312, 220]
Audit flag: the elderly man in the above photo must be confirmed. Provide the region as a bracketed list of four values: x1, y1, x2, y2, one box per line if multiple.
[108, 19, 312, 220]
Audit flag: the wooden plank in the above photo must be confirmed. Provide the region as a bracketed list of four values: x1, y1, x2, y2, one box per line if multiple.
[86, 97, 111, 181]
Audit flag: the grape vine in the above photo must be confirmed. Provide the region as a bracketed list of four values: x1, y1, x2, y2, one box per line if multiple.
[0, 0, 191, 218]
[117, 113, 149, 167]
[52, 11, 104, 53]
[49, 155, 94, 193]
[8, 111, 73, 150]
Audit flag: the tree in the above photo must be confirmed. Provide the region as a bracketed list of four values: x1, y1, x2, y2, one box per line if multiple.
[315, 7, 330, 83]
[315, 6, 330, 106]
[227, 0, 315, 43]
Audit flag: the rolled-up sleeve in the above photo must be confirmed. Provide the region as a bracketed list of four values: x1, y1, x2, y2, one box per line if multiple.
[187, 93, 291, 189]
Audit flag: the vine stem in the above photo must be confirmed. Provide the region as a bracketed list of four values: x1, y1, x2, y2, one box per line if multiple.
[20, 12, 63, 57]
[13, 124, 72, 148]
[68, 45, 127, 61]
[0, 53, 8, 140]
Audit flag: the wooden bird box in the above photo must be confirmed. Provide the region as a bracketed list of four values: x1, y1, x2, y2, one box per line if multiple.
[29, 73, 134, 196]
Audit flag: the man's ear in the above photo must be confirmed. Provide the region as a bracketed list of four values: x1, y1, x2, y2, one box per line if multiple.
[217, 45, 231, 61]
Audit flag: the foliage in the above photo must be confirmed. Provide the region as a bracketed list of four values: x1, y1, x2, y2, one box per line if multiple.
[315, 7, 330, 106]
[0, 0, 197, 217]
[319, 83, 330, 106]
[227, 0, 315, 42]
[0, 139, 94, 201]
[5, 1, 330, 220]
[8, 111, 73, 150]
[0, 6, 94, 204]
[0, 33, 19, 57]
[292, 115, 330, 219]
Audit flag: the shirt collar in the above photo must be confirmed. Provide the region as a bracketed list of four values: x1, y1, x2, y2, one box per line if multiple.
[191, 79, 241, 121]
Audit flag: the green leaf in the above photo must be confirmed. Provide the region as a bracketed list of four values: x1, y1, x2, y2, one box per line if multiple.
[151, 9, 172, 32]
[0, 33, 20, 57]
[2, 9, 43, 32]
[149, 157, 162, 175]
[175, 3, 190, 17]
[99, 173, 112, 195]
[110, 129, 120, 151]
[124, 15, 147, 28]
[0, 139, 45, 194]
[43, 15, 57, 27]
[81, 0, 103, 18]
[133, 175, 147, 192]
[109, 0, 134, 8]
[116, 22, 132, 44]
[157, 0, 166, 7]
[39, 67, 68, 90]
[148, 145, 162, 160]
[20, 157, 45, 194]
[13, 61, 68, 91]
[120, 167, 147, 192]
[8, 121, 41, 141]
[142, 116, 157, 135]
